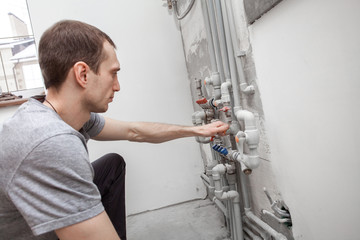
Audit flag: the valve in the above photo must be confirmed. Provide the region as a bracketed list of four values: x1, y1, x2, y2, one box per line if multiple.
[219, 106, 230, 112]
[196, 98, 208, 105]
[212, 144, 229, 156]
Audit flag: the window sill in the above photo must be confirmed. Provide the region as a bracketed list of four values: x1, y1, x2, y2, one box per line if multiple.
[0, 87, 45, 108]
[0, 98, 28, 108]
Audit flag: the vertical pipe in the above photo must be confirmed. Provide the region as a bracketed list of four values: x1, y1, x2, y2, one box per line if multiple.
[213, 0, 231, 80]
[220, 0, 242, 108]
[206, 0, 225, 82]
[233, 196, 245, 240]
[225, 0, 249, 91]
[239, 168, 251, 209]
[200, 0, 218, 72]
[228, 199, 236, 240]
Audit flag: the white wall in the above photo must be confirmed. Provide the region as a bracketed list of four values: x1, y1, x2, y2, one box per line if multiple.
[27, 0, 206, 215]
[250, 0, 360, 239]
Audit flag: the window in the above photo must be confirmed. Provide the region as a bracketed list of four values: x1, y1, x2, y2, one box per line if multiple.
[0, 0, 44, 101]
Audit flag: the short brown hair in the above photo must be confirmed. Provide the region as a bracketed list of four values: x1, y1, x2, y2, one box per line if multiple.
[38, 20, 116, 89]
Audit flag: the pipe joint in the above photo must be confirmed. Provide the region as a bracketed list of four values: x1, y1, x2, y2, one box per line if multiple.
[235, 110, 256, 130]
[245, 129, 260, 149]
[215, 189, 239, 200]
[240, 82, 255, 95]
[195, 136, 211, 144]
[220, 81, 232, 104]
[205, 72, 221, 100]
[192, 111, 206, 125]
[212, 163, 227, 175]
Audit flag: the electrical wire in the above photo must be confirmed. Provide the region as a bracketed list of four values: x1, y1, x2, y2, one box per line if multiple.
[172, 0, 196, 20]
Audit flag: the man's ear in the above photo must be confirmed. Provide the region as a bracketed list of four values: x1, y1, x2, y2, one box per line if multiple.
[73, 61, 90, 88]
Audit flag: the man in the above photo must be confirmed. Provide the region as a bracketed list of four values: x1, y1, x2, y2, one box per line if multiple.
[0, 20, 228, 240]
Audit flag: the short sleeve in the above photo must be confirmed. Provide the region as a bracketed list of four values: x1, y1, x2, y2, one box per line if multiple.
[7, 134, 104, 236]
[81, 113, 105, 139]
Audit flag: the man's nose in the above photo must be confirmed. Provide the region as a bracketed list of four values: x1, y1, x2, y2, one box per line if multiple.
[113, 79, 120, 92]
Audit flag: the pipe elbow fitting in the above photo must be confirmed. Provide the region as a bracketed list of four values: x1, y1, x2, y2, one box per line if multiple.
[235, 110, 256, 130]
[215, 190, 239, 200]
[195, 136, 211, 144]
[240, 83, 255, 95]
[220, 81, 232, 103]
[211, 72, 221, 87]
[245, 129, 260, 149]
[212, 164, 226, 175]
[224, 190, 239, 200]
[205, 72, 221, 100]
[245, 154, 260, 170]
[192, 111, 206, 125]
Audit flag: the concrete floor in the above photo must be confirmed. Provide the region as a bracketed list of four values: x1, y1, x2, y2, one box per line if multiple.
[127, 199, 229, 240]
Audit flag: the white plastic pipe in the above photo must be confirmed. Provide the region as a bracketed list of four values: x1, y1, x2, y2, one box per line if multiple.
[206, 0, 225, 82]
[192, 111, 212, 143]
[244, 217, 272, 240]
[234, 110, 260, 170]
[205, 72, 222, 100]
[219, 0, 243, 107]
[213, 0, 231, 80]
[212, 164, 244, 240]
[200, 0, 217, 72]
[245, 209, 288, 240]
[243, 226, 262, 240]
[220, 81, 231, 104]
[224, 0, 255, 95]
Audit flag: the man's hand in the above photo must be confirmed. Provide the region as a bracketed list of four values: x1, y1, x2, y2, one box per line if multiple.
[195, 121, 229, 137]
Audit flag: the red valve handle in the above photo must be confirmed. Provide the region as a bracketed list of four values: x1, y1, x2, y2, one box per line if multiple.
[219, 106, 230, 112]
[196, 98, 208, 105]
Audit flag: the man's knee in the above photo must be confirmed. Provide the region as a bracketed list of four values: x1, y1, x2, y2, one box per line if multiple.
[105, 153, 126, 171]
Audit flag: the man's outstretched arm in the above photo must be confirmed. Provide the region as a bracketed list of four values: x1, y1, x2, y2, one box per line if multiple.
[93, 118, 229, 143]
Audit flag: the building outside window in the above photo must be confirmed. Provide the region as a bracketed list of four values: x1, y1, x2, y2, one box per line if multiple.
[0, 0, 44, 99]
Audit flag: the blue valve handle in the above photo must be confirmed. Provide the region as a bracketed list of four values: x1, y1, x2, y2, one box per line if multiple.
[212, 144, 228, 155]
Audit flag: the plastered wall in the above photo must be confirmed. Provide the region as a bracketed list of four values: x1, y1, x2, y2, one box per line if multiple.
[176, 0, 288, 234]
[250, 0, 360, 239]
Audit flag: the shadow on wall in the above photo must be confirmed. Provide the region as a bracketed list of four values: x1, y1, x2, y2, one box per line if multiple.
[244, 0, 283, 24]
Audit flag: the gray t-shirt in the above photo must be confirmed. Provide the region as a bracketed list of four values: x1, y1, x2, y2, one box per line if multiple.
[0, 98, 106, 239]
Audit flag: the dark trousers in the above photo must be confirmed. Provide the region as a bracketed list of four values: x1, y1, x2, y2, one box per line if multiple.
[92, 153, 127, 240]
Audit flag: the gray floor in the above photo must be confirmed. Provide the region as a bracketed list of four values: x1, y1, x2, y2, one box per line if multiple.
[127, 199, 229, 240]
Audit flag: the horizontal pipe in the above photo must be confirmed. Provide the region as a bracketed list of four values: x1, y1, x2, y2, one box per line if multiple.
[244, 217, 271, 240]
[213, 197, 228, 218]
[243, 226, 262, 240]
[245, 209, 288, 240]
[262, 210, 291, 224]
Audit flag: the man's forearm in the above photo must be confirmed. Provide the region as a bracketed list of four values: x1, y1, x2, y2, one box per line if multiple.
[94, 118, 229, 143]
[126, 122, 202, 143]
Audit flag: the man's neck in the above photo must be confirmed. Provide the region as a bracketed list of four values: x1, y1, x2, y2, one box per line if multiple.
[44, 88, 90, 131]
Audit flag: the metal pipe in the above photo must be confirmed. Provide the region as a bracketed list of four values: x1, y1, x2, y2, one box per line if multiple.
[206, 0, 225, 82]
